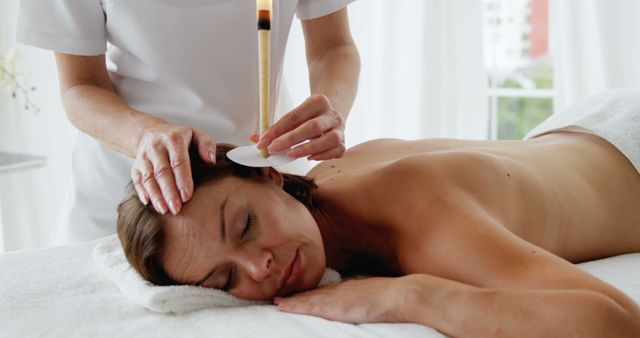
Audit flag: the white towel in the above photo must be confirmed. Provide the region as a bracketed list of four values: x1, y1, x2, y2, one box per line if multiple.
[92, 235, 342, 314]
[526, 89, 640, 173]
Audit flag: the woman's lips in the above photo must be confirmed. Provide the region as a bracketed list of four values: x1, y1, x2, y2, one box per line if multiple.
[277, 249, 301, 296]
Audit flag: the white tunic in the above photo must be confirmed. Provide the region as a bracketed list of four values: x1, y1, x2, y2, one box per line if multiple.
[16, 0, 355, 245]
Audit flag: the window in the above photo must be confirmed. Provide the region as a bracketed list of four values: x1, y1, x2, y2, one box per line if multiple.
[483, 0, 553, 140]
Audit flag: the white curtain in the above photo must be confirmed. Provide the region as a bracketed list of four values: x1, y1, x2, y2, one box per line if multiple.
[0, 0, 77, 252]
[284, 0, 488, 146]
[550, 0, 640, 112]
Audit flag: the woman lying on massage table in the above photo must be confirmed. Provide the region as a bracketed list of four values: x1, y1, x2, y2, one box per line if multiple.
[117, 130, 640, 337]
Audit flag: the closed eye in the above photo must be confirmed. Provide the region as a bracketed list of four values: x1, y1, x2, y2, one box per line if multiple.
[241, 214, 254, 239]
[222, 266, 235, 291]
[221, 214, 253, 291]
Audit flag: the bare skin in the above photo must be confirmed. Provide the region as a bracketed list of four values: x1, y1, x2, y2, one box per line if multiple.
[287, 131, 640, 337]
[308, 132, 640, 264]
[161, 130, 640, 337]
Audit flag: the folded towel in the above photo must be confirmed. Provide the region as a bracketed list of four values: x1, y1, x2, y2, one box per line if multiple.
[526, 88, 640, 173]
[92, 235, 341, 314]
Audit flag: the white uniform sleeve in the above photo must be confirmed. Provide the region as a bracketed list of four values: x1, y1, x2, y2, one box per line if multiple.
[16, 0, 107, 56]
[296, 0, 356, 20]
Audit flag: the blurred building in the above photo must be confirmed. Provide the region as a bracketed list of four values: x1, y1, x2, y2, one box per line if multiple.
[529, 0, 549, 59]
[483, 0, 549, 72]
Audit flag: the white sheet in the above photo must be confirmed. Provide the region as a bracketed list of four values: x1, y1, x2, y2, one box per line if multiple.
[1, 238, 638, 338]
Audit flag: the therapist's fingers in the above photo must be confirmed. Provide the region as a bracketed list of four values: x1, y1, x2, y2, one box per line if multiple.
[192, 128, 217, 164]
[164, 136, 193, 203]
[269, 114, 342, 154]
[257, 94, 331, 150]
[287, 130, 345, 159]
[307, 142, 346, 161]
[147, 146, 182, 215]
[131, 170, 150, 206]
[138, 157, 168, 215]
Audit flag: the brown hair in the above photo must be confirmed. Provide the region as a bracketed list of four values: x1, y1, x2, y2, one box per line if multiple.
[117, 143, 320, 286]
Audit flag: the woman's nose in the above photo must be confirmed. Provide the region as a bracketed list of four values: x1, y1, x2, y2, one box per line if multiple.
[241, 249, 273, 282]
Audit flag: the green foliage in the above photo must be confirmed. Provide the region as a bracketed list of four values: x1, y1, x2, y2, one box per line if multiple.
[496, 64, 554, 139]
[499, 65, 554, 90]
[497, 97, 553, 140]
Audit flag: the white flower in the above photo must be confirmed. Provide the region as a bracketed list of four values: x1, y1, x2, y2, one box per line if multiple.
[0, 47, 40, 112]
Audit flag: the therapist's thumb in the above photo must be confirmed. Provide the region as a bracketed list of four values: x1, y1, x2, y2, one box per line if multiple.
[192, 128, 217, 164]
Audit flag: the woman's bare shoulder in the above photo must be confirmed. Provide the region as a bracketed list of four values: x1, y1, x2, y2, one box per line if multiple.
[349, 152, 498, 229]
[307, 139, 405, 178]
[308, 138, 488, 180]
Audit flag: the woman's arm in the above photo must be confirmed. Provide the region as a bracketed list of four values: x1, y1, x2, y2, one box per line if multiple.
[55, 53, 164, 157]
[301, 7, 360, 122]
[402, 273, 640, 338]
[394, 202, 640, 338]
[277, 222, 640, 338]
[55, 53, 216, 214]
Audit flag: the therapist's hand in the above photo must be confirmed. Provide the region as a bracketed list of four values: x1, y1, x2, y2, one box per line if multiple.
[257, 94, 346, 161]
[131, 123, 216, 215]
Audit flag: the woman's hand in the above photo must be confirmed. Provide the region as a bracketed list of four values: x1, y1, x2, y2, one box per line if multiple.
[274, 277, 410, 324]
[131, 123, 216, 215]
[257, 94, 346, 161]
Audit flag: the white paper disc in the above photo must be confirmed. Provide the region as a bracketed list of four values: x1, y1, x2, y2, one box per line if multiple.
[226, 145, 296, 167]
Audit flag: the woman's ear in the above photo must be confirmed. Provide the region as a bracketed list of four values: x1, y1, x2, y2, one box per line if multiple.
[261, 167, 284, 187]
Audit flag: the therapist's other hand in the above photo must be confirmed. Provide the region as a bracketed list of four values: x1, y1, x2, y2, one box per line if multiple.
[257, 94, 346, 161]
[132, 123, 216, 215]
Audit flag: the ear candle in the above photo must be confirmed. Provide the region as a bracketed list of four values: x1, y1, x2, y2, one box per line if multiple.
[257, 0, 272, 158]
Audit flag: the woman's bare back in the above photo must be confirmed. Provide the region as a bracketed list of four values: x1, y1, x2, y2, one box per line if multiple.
[308, 132, 640, 264]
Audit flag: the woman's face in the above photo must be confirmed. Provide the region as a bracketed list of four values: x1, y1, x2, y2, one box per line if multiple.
[160, 170, 326, 301]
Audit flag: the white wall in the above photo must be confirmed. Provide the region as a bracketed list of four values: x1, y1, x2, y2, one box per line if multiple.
[0, 0, 76, 251]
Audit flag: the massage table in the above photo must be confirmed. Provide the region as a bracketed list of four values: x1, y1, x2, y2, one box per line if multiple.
[1, 237, 638, 338]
